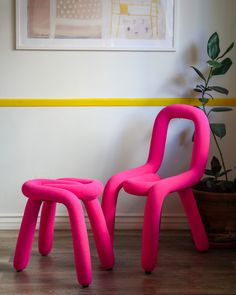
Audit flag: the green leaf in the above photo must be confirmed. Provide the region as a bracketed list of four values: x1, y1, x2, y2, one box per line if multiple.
[194, 88, 202, 93]
[205, 92, 214, 99]
[199, 97, 209, 104]
[218, 42, 234, 59]
[195, 84, 204, 90]
[206, 87, 212, 91]
[210, 123, 226, 138]
[210, 107, 232, 112]
[219, 169, 232, 177]
[202, 177, 215, 182]
[212, 58, 233, 75]
[207, 32, 220, 59]
[205, 169, 216, 176]
[207, 60, 222, 68]
[190, 66, 206, 82]
[210, 156, 222, 174]
[210, 86, 229, 95]
[197, 84, 205, 90]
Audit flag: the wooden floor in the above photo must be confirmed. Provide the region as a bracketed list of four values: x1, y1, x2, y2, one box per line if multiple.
[0, 230, 236, 295]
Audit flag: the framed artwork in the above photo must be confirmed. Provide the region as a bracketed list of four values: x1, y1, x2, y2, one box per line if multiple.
[16, 0, 175, 51]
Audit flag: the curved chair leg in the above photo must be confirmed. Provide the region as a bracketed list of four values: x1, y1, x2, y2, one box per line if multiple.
[66, 198, 92, 287]
[142, 187, 165, 273]
[178, 188, 209, 251]
[38, 201, 57, 256]
[14, 199, 42, 271]
[85, 199, 115, 270]
[102, 167, 152, 245]
[101, 180, 121, 246]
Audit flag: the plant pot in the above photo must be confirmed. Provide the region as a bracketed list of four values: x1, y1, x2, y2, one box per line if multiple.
[193, 189, 236, 248]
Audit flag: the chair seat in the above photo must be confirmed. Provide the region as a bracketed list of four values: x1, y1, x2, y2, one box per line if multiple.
[123, 173, 161, 196]
[22, 178, 103, 201]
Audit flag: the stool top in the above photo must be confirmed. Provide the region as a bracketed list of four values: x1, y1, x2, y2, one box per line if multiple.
[22, 178, 103, 201]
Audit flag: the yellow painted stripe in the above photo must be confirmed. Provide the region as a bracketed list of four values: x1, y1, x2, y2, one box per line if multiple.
[0, 98, 236, 107]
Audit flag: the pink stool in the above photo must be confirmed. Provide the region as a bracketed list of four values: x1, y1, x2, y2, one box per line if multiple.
[14, 178, 114, 287]
[102, 104, 210, 273]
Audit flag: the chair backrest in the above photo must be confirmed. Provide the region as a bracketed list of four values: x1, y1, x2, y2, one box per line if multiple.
[146, 104, 210, 179]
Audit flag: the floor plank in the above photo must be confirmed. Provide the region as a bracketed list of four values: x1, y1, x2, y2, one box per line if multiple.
[0, 230, 235, 295]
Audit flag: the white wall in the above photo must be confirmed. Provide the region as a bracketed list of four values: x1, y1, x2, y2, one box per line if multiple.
[0, 0, 236, 229]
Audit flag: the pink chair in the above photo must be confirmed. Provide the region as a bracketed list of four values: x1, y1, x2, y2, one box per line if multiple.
[102, 104, 210, 273]
[14, 178, 114, 287]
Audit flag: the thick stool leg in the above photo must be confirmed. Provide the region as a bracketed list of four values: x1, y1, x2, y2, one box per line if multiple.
[14, 199, 42, 271]
[66, 198, 92, 287]
[142, 187, 165, 273]
[85, 199, 115, 270]
[38, 201, 57, 256]
[178, 188, 209, 251]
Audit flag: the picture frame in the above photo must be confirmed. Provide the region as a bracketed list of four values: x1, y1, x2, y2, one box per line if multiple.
[16, 0, 176, 51]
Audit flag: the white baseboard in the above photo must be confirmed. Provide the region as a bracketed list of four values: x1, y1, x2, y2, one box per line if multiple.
[0, 213, 188, 230]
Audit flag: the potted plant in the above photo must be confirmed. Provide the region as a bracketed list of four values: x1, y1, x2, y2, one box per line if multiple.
[191, 32, 235, 247]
